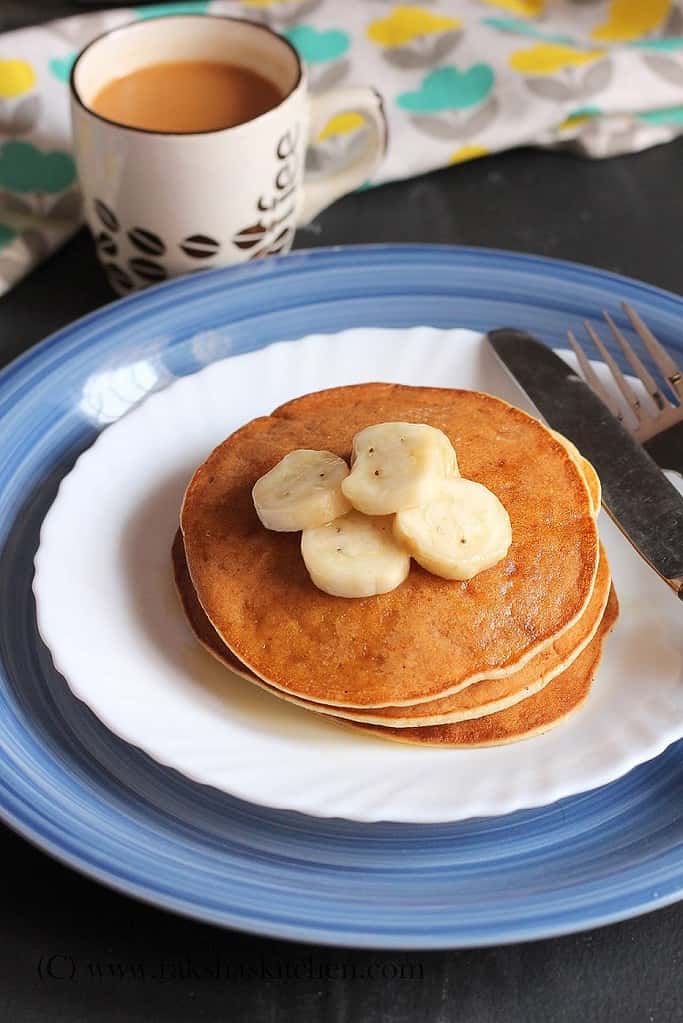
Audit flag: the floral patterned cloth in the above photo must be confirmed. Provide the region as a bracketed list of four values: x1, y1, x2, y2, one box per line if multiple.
[1, 0, 682, 294]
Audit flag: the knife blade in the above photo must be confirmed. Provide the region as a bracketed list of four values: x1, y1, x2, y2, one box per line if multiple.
[487, 328, 683, 600]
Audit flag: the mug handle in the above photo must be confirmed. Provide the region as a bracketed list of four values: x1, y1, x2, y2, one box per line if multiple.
[297, 86, 387, 226]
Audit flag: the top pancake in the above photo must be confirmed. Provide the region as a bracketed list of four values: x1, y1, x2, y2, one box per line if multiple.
[181, 384, 599, 707]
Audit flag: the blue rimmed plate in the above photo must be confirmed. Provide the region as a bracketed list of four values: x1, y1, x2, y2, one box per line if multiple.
[1, 245, 682, 947]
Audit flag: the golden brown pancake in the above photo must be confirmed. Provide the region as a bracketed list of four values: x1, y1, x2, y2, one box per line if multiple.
[173, 532, 617, 745]
[548, 427, 601, 515]
[173, 529, 253, 679]
[581, 457, 601, 516]
[181, 384, 599, 707]
[173, 531, 611, 727]
[337, 587, 619, 746]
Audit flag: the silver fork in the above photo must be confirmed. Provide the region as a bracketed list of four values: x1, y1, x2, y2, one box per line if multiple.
[567, 303, 683, 473]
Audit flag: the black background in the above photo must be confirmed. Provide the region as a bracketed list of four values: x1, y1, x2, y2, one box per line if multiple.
[1, 4, 683, 1021]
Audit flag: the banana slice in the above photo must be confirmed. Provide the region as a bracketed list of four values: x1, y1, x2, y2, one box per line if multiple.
[252, 449, 351, 532]
[341, 422, 458, 516]
[394, 477, 512, 581]
[302, 511, 410, 598]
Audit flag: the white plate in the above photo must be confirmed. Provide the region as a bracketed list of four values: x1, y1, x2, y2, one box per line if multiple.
[33, 327, 683, 824]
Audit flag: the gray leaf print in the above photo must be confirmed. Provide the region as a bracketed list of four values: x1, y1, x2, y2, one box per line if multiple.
[305, 147, 327, 175]
[49, 190, 83, 221]
[601, 128, 641, 156]
[577, 59, 613, 99]
[10, 94, 41, 135]
[0, 191, 33, 215]
[409, 102, 498, 142]
[244, 0, 320, 28]
[459, 97, 499, 140]
[0, 100, 11, 135]
[381, 30, 462, 69]
[578, 122, 640, 157]
[308, 59, 350, 94]
[306, 127, 370, 176]
[643, 53, 683, 87]
[525, 77, 574, 101]
[54, 12, 118, 46]
[663, 4, 683, 36]
[237, 8, 267, 26]
[552, 115, 648, 158]
[409, 111, 466, 140]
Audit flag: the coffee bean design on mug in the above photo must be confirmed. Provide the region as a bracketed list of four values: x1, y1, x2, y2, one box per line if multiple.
[179, 234, 221, 259]
[90, 86, 299, 285]
[129, 257, 167, 284]
[95, 232, 117, 257]
[93, 200, 131, 290]
[103, 262, 134, 293]
[94, 198, 119, 234]
[92, 194, 227, 288]
[268, 225, 293, 255]
[128, 227, 166, 257]
[128, 228, 167, 281]
[230, 128, 298, 261]
[231, 225, 266, 251]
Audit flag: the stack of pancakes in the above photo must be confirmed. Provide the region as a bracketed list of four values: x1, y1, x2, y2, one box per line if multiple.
[175, 383, 618, 747]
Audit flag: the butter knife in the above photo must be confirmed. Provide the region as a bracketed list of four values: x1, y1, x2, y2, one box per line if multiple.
[487, 328, 683, 600]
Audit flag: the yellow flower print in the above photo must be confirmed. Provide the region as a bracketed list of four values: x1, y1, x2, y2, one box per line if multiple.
[510, 43, 605, 75]
[592, 0, 671, 43]
[367, 7, 461, 48]
[558, 113, 591, 130]
[316, 112, 366, 143]
[449, 144, 489, 164]
[242, 0, 299, 6]
[476, 0, 545, 17]
[0, 59, 36, 98]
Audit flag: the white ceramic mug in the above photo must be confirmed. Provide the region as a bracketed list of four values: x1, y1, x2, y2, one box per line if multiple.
[70, 14, 387, 293]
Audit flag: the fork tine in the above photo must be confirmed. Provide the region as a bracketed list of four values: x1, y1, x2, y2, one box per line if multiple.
[622, 302, 682, 402]
[603, 311, 667, 411]
[567, 329, 623, 420]
[583, 320, 647, 424]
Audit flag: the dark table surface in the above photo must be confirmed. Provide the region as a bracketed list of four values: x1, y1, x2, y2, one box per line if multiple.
[2, 5, 683, 1023]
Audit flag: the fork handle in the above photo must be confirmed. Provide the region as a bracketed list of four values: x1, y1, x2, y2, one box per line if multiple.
[644, 420, 683, 474]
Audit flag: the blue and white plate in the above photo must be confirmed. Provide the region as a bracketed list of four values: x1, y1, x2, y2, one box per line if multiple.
[1, 246, 682, 946]
[30, 325, 683, 823]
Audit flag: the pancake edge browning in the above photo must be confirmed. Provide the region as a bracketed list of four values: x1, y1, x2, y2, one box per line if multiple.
[173, 531, 612, 728]
[332, 586, 619, 747]
[172, 535, 618, 746]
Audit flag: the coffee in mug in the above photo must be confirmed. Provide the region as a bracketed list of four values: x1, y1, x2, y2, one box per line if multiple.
[90, 61, 283, 134]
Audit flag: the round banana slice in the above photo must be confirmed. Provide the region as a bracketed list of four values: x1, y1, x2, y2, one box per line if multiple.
[302, 511, 410, 598]
[394, 477, 512, 581]
[252, 449, 351, 532]
[341, 422, 458, 516]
